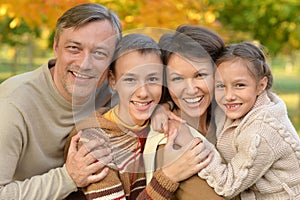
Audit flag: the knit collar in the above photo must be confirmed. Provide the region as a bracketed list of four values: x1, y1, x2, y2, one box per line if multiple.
[103, 105, 150, 132]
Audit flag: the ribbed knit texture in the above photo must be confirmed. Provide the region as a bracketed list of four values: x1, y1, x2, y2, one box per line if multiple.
[198, 91, 300, 199]
[65, 107, 179, 200]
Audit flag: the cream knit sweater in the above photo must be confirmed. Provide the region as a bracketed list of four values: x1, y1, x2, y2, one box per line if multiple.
[198, 91, 300, 200]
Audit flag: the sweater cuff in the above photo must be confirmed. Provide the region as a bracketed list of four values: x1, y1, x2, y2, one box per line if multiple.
[62, 164, 78, 192]
[146, 168, 179, 200]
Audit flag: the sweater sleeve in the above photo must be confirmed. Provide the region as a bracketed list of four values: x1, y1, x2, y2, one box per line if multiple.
[137, 169, 179, 200]
[82, 168, 126, 200]
[0, 102, 77, 199]
[198, 122, 276, 199]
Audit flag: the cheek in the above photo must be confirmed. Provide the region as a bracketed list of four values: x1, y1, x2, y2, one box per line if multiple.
[152, 85, 163, 102]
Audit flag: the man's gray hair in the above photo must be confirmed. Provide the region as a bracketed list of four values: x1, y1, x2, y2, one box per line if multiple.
[54, 3, 122, 44]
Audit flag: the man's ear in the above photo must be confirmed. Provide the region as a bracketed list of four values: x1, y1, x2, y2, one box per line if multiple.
[257, 76, 268, 95]
[108, 70, 116, 90]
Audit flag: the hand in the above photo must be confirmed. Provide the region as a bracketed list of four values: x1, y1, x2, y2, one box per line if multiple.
[162, 130, 212, 183]
[65, 132, 112, 187]
[167, 120, 194, 147]
[151, 103, 185, 134]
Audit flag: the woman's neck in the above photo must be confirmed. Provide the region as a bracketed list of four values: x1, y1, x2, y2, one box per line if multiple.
[180, 110, 209, 135]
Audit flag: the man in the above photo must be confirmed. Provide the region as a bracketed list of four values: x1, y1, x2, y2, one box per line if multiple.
[0, 3, 122, 199]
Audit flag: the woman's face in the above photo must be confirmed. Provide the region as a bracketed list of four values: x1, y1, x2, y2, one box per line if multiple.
[109, 51, 163, 126]
[166, 54, 214, 119]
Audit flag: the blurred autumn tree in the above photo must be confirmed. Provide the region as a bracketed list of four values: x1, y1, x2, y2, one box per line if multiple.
[1, 0, 300, 62]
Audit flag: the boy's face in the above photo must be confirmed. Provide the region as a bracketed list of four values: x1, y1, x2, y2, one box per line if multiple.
[52, 20, 117, 105]
[109, 51, 163, 126]
[215, 60, 266, 120]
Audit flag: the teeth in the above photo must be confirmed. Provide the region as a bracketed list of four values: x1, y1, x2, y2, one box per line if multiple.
[226, 104, 240, 109]
[72, 71, 89, 79]
[184, 97, 202, 103]
[133, 101, 149, 107]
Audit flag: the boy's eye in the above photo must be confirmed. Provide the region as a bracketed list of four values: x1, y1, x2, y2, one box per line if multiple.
[148, 77, 159, 82]
[124, 78, 135, 83]
[216, 83, 225, 89]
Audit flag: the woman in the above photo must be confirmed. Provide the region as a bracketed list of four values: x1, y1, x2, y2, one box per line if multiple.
[144, 25, 225, 199]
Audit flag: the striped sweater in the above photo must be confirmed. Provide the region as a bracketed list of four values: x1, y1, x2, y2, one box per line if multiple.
[65, 108, 179, 200]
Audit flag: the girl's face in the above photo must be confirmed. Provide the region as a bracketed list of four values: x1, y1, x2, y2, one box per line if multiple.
[215, 60, 267, 120]
[109, 51, 163, 126]
[166, 54, 214, 119]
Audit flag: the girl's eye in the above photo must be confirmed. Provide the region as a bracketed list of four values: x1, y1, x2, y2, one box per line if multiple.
[236, 83, 246, 88]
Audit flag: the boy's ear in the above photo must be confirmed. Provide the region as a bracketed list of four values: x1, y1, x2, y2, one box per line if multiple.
[108, 70, 116, 90]
[257, 76, 268, 95]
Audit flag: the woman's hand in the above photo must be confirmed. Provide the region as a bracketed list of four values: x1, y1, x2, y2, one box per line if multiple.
[161, 130, 212, 183]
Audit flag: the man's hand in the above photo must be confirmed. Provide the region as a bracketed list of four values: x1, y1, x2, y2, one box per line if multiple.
[65, 133, 112, 187]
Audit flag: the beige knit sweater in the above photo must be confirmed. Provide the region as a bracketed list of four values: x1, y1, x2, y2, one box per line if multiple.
[198, 91, 300, 200]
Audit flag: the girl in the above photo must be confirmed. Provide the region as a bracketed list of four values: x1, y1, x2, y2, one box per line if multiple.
[198, 42, 300, 199]
[65, 33, 207, 200]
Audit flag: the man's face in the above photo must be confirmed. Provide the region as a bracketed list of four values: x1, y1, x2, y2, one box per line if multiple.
[52, 20, 117, 104]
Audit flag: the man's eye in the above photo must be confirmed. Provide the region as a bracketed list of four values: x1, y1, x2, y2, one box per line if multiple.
[67, 46, 79, 51]
[94, 50, 108, 59]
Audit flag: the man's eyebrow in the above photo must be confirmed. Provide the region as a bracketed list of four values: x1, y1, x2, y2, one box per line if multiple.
[64, 40, 81, 45]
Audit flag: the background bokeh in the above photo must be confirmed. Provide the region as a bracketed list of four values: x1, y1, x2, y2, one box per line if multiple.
[1, 0, 299, 134]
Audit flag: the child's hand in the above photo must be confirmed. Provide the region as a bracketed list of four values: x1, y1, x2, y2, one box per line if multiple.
[151, 103, 185, 134]
[161, 130, 213, 182]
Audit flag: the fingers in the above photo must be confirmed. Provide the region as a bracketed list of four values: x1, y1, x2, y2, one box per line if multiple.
[168, 112, 186, 123]
[68, 132, 81, 155]
[87, 167, 110, 183]
[165, 128, 178, 149]
[194, 152, 213, 172]
[66, 133, 113, 188]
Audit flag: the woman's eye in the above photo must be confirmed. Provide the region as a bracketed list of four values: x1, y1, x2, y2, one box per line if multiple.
[196, 73, 208, 79]
[171, 76, 183, 81]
